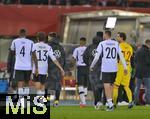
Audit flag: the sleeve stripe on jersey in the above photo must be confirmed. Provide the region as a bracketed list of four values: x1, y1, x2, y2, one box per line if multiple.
[76, 49, 79, 61]
[30, 43, 33, 55]
[101, 44, 103, 58]
[14, 42, 16, 51]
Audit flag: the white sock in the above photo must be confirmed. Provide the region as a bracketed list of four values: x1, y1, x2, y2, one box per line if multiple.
[107, 99, 113, 108]
[78, 86, 86, 104]
[50, 95, 55, 100]
[37, 90, 45, 96]
[24, 87, 29, 96]
[18, 88, 24, 97]
[13, 90, 17, 94]
[80, 93, 86, 104]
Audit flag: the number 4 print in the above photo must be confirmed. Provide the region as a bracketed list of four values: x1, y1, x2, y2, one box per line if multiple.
[20, 46, 25, 57]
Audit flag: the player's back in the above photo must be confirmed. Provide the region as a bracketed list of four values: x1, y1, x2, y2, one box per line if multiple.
[119, 42, 133, 65]
[34, 42, 52, 74]
[73, 46, 87, 66]
[11, 38, 34, 70]
[99, 39, 119, 72]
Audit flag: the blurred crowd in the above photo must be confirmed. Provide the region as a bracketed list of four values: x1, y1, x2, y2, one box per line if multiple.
[0, 0, 149, 8]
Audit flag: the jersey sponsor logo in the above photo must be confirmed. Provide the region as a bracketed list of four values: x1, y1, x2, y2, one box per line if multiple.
[53, 50, 61, 58]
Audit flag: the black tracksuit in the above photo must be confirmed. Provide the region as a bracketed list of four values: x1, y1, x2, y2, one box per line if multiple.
[135, 45, 150, 79]
[47, 38, 66, 101]
[83, 36, 103, 105]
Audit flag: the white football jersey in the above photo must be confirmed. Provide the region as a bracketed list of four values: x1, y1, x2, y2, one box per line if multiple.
[73, 46, 87, 66]
[33, 42, 56, 74]
[95, 39, 127, 72]
[11, 38, 35, 70]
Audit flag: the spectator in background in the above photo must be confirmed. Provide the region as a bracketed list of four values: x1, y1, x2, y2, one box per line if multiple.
[2, 0, 17, 4]
[33, 0, 48, 5]
[19, 0, 48, 5]
[79, 0, 90, 5]
[70, 0, 79, 5]
[20, 0, 33, 4]
[50, 0, 67, 5]
[129, 46, 136, 100]
[134, 39, 150, 105]
[47, 32, 66, 107]
[116, 0, 128, 7]
[97, 0, 107, 6]
[101, 0, 107, 6]
[83, 31, 103, 110]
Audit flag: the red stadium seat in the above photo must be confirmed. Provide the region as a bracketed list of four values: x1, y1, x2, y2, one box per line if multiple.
[0, 62, 7, 71]
[62, 75, 78, 100]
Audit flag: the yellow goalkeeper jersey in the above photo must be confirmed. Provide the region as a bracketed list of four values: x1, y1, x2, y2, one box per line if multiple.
[119, 42, 133, 66]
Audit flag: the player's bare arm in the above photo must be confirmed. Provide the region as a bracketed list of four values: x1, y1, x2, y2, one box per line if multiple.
[71, 57, 76, 68]
[32, 51, 38, 76]
[118, 46, 128, 75]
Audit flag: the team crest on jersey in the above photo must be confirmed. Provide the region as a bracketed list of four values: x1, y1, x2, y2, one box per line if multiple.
[54, 50, 61, 58]
[92, 49, 97, 57]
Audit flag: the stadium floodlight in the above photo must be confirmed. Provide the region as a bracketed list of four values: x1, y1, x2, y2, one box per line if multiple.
[104, 17, 117, 30]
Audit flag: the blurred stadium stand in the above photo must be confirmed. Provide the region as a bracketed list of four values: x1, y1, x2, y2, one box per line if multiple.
[0, 62, 7, 72]
[0, 0, 150, 7]
[0, 5, 149, 36]
[61, 73, 78, 100]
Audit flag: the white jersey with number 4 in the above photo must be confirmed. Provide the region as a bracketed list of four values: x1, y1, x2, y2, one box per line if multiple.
[73, 46, 87, 66]
[91, 39, 127, 72]
[33, 42, 56, 75]
[11, 38, 35, 70]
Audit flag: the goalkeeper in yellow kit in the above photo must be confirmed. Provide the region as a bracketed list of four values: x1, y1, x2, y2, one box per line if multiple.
[113, 32, 134, 108]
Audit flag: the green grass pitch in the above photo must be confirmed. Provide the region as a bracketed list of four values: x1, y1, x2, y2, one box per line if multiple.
[50, 105, 150, 119]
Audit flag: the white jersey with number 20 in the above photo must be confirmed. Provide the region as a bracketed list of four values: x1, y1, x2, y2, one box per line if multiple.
[91, 39, 127, 72]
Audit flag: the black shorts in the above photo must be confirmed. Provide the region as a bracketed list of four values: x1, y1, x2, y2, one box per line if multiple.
[13, 70, 31, 87]
[33, 74, 47, 84]
[77, 66, 88, 87]
[102, 72, 117, 84]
